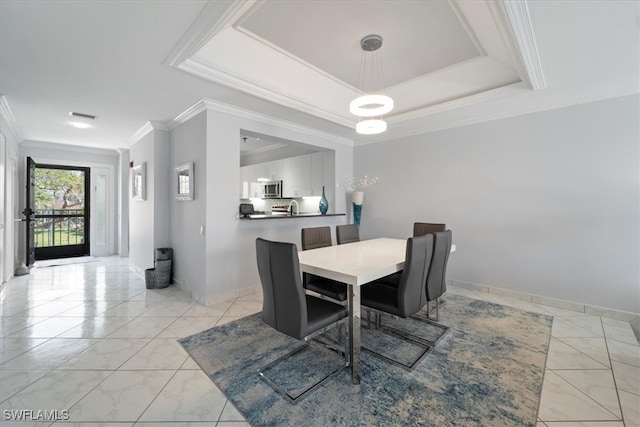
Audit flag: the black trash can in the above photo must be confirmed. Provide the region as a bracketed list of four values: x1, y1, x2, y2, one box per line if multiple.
[145, 248, 173, 289]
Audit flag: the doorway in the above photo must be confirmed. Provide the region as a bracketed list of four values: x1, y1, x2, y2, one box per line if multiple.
[25, 158, 91, 262]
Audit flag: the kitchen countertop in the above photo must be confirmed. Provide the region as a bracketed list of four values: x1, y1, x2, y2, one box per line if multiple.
[240, 213, 345, 220]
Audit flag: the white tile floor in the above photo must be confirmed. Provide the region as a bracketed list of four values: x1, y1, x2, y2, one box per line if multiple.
[0, 256, 638, 426]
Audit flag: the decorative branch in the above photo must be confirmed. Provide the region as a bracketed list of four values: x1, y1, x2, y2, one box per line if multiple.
[344, 175, 380, 191]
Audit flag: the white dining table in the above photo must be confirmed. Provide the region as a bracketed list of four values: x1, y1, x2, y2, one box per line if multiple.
[298, 237, 455, 384]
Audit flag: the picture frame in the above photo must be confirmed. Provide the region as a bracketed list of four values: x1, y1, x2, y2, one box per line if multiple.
[131, 163, 146, 201]
[176, 162, 194, 201]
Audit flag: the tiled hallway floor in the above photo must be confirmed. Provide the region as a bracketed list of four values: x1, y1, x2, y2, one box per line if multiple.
[0, 257, 638, 426]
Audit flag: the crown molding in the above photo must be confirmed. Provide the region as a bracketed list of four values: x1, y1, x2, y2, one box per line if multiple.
[0, 96, 24, 143]
[178, 58, 354, 128]
[129, 120, 170, 146]
[358, 84, 638, 146]
[389, 80, 524, 125]
[164, 0, 259, 67]
[169, 97, 354, 147]
[448, 0, 486, 57]
[488, 0, 546, 90]
[149, 120, 169, 131]
[170, 99, 208, 128]
[20, 139, 119, 156]
[129, 122, 153, 145]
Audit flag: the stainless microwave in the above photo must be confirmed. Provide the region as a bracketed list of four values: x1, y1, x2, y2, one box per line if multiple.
[261, 180, 282, 199]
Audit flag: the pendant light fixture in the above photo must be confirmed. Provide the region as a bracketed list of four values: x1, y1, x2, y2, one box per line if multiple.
[350, 35, 393, 135]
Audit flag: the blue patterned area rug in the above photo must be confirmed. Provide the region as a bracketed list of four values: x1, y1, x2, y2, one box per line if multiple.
[179, 294, 552, 427]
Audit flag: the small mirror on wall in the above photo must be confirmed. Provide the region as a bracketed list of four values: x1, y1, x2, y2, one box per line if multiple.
[176, 162, 194, 201]
[131, 163, 146, 201]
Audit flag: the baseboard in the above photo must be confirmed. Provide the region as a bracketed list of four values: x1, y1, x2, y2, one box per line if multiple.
[170, 277, 193, 297]
[204, 284, 261, 306]
[129, 264, 145, 278]
[448, 278, 640, 339]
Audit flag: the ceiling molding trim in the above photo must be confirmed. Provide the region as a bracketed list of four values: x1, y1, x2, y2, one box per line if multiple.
[388, 80, 525, 124]
[170, 99, 208, 129]
[20, 139, 119, 156]
[129, 122, 153, 146]
[488, 0, 546, 90]
[0, 96, 24, 143]
[358, 84, 638, 146]
[129, 120, 170, 146]
[236, 27, 360, 93]
[447, 0, 486, 57]
[197, 97, 354, 147]
[178, 58, 355, 128]
[242, 142, 287, 155]
[149, 120, 170, 131]
[164, 0, 260, 67]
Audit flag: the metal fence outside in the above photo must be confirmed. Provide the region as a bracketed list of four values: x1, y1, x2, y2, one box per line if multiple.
[34, 209, 85, 248]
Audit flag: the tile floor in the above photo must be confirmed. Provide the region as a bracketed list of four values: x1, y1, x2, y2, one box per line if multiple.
[0, 256, 638, 426]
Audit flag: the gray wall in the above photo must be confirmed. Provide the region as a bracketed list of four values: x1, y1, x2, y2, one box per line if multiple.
[203, 110, 353, 304]
[355, 94, 639, 314]
[169, 111, 207, 302]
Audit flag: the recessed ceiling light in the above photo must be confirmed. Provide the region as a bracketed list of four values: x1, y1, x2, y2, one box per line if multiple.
[70, 121, 92, 129]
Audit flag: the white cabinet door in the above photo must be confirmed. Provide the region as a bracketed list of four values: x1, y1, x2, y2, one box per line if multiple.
[240, 166, 249, 198]
[266, 159, 283, 181]
[240, 164, 266, 198]
[310, 152, 324, 197]
[283, 154, 312, 197]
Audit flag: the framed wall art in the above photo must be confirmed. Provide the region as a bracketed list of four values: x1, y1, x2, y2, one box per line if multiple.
[176, 162, 194, 201]
[131, 163, 146, 201]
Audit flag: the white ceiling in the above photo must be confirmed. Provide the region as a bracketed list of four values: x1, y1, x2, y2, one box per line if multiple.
[0, 0, 638, 151]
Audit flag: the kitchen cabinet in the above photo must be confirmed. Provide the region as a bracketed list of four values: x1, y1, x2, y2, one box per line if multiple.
[312, 152, 334, 197]
[263, 159, 283, 181]
[239, 164, 264, 198]
[240, 151, 334, 199]
[282, 154, 311, 197]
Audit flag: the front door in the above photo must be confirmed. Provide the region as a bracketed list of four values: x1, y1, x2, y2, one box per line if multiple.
[24, 157, 36, 266]
[26, 159, 91, 261]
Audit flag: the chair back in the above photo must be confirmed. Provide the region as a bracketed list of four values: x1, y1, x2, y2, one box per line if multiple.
[396, 234, 434, 317]
[336, 224, 360, 245]
[301, 226, 332, 250]
[255, 238, 307, 339]
[413, 222, 446, 237]
[425, 230, 452, 302]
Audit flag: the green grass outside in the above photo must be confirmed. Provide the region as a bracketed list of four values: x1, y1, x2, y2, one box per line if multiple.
[34, 229, 85, 247]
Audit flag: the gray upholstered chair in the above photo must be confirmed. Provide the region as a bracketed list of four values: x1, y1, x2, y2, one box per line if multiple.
[336, 224, 360, 245]
[301, 227, 347, 302]
[255, 238, 348, 401]
[361, 234, 434, 319]
[413, 222, 446, 237]
[424, 230, 452, 320]
[255, 238, 348, 340]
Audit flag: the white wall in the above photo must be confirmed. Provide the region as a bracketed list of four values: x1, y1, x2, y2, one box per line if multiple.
[355, 94, 640, 314]
[0, 116, 19, 281]
[117, 149, 129, 256]
[128, 128, 171, 272]
[169, 111, 207, 302]
[153, 131, 170, 250]
[129, 132, 156, 271]
[203, 109, 353, 304]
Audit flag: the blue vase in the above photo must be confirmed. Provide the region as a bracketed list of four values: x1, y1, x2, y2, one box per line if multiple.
[353, 203, 362, 228]
[319, 186, 329, 215]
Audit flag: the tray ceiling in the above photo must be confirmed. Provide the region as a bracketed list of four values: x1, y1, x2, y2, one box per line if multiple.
[172, 0, 529, 128]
